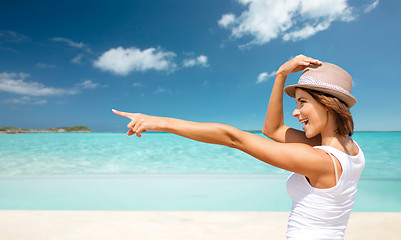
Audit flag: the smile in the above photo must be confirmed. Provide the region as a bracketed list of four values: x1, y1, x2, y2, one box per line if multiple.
[299, 119, 309, 125]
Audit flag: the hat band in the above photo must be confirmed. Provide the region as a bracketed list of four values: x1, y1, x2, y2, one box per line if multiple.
[298, 76, 350, 94]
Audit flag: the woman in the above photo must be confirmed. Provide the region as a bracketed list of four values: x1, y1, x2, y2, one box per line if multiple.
[113, 55, 365, 239]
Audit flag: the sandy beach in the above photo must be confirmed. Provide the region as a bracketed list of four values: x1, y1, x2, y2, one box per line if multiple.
[1, 211, 400, 240]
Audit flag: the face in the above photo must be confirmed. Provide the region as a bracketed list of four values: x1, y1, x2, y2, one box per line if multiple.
[293, 88, 328, 138]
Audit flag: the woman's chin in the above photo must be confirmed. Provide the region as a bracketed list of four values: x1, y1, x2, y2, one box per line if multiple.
[304, 130, 318, 138]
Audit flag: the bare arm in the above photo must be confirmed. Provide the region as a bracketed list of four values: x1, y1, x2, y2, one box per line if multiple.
[262, 55, 321, 145]
[262, 72, 287, 140]
[112, 109, 333, 182]
[154, 118, 240, 148]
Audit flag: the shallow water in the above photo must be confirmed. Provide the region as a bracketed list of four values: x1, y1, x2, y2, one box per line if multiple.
[0, 132, 400, 211]
[0, 132, 400, 177]
[0, 174, 399, 211]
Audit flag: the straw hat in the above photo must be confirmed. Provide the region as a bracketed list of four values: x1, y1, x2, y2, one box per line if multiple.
[284, 62, 356, 108]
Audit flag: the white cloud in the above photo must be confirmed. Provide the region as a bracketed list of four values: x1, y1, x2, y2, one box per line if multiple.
[0, 73, 105, 105]
[50, 37, 91, 53]
[154, 86, 173, 94]
[0, 72, 77, 96]
[2, 96, 47, 105]
[364, 0, 379, 13]
[183, 55, 209, 68]
[197, 55, 208, 66]
[94, 46, 177, 76]
[219, 0, 357, 46]
[256, 71, 276, 84]
[133, 82, 144, 87]
[183, 59, 197, 67]
[218, 14, 236, 28]
[0, 31, 29, 43]
[72, 54, 84, 64]
[283, 22, 330, 41]
[36, 63, 57, 69]
[51, 37, 84, 48]
[76, 79, 99, 89]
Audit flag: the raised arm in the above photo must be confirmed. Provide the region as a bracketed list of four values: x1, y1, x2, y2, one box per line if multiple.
[262, 55, 322, 145]
[112, 109, 335, 184]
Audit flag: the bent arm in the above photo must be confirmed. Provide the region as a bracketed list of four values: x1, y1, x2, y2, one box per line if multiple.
[262, 55, 321, 145]
[262, 72, 290, 141]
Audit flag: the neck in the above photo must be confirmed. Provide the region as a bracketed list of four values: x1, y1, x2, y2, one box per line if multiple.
[321, 133, 349, 146]
[319, 113, 357, 155]
[321, 131, 356, 155]
[320, 112, 349, 146]
[320, 124, 353, 153]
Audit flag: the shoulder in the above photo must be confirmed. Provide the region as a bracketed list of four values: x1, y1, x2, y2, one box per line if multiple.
[233, 131, 335, 176]
[236, 133, 332, 176]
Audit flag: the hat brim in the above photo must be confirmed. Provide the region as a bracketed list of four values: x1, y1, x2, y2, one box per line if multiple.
[284, 84, 356, 108]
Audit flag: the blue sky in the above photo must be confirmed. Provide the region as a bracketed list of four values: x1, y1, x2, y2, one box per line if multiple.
[0, 0, 400, 132]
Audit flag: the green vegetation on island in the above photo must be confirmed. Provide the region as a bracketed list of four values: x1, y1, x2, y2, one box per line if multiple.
[0, 126, 91, 134]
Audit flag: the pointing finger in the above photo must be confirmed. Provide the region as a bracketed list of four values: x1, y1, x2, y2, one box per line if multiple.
[112, 109, 131, 118]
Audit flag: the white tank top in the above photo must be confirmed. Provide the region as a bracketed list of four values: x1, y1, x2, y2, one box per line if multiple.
[286, 141, 365, 240]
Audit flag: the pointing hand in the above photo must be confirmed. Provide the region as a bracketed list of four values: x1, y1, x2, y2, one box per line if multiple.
[112, 109, 164, 137]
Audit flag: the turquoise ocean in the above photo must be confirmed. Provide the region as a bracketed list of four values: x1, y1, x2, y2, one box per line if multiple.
[1, 132, 400, 211]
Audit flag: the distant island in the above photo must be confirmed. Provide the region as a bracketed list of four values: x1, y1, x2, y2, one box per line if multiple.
[0, 126, 92, 134]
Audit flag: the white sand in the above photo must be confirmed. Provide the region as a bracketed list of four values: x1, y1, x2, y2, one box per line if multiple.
[0, 211, 400, 240]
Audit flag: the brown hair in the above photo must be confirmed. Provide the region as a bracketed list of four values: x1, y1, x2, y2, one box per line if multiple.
[301, 88, 354, 136]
